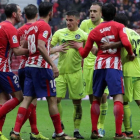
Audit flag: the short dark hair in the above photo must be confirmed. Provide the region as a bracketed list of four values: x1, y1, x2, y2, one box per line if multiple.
[24, 4, 37, 20]
[39, 2, 53, 17]
[114, 13, 128, 26]
[91, 2, 103, 10]
[102, 3, 116, 21]
[5, 3, 18, 18]
[66, 10, 80, 19]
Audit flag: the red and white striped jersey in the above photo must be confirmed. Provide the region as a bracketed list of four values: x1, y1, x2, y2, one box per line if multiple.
[25, 19, 52, 68]
[17, 23, 32, 69]
[78, 20, 133, 70]
[0, 21, 19, 72]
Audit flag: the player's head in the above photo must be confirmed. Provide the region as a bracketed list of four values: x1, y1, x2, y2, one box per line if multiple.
[102, 3, 116, 21]
[114, 13, 128, 26]
[90, 2, 102, 25]
[39, 2, 53, 20]
[5, 3, 22, 23]
[66, 10, 80, 31]
[24, 4, 38, 20]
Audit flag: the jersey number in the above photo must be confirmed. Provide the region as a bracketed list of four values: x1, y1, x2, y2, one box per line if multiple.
[101, 35, 117, 54]
[132, 39, 140, 57]
[28, 34, 36, 54]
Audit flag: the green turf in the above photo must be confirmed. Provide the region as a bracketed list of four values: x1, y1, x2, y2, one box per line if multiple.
[2, 99, 140, 140]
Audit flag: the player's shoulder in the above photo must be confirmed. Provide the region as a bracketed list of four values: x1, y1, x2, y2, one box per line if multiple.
[80, 19, 91, 25]
[78, 28, 88, 35]
[126, 27, 140, 38]
[54, 28, 68, 34]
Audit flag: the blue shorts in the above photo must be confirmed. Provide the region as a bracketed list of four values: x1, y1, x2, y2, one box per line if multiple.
[18, 68, 25, 92]
[24, 67, 56, 98]
[0, 72, 21, 94]
[93, 69, 124, 97]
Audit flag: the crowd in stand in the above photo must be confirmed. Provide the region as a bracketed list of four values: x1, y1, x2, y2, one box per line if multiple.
[0, 0, 140, 33]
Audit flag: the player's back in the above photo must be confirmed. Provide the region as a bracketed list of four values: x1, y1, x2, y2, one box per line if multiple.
[91, 21, 126, 57]
[26, 20, 52, 68]
[89, 21, 126, 70]
[122, 27, 140, 76]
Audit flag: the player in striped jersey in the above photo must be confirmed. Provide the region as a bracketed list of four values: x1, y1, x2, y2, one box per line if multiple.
[0, 4, 29, 140]
[101, 13, 140, 138]
[80, 2, 109, 137]
[69, 3, 134, 139]
[10, 2, 76, 140]
[14, 4, 48, 140]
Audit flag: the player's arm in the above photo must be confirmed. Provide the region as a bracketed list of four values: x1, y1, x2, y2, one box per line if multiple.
[12, 47, 29, 56]
[38, 40, 59, 78]
[69, 32, 94, 58]
[50, 43, 68, 54]
[100, 41, 122, 50]
[91, 46, 98, 56]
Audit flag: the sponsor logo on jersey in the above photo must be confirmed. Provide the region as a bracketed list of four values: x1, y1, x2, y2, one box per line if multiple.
[43, 30, 48, 38]
[62, 39, 66, 43]
[12, 35, 18, 43]
[75, 34, 81, 39]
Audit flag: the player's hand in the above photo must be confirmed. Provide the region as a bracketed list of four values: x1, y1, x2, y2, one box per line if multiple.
[128, 53, 135, 61]
[57, 43, 68, 53]
[52, 65, 59, 78]
[20, 36, 26, 46]
[51, 52, 59, 61]
[68, 41, 83, 50]
[91, 46, 98, 56]
[100, 42, 111, 50]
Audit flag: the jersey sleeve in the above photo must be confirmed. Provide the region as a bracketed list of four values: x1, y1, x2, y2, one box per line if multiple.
[51, 30, 59, 46]
[38, 23, 51, 42]
[9, 28, 19, 48]
[78, 30, 95, 58]
[118, 24, 133, 55]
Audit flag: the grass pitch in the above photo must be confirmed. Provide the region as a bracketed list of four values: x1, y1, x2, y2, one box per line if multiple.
[2, 99, 140, 140]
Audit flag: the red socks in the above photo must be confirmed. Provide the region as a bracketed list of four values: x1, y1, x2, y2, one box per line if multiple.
[51, 114, 63, 134]
[114, 101, 124, 135]
[0, 105, 6, 132]
[14, 107, 27, 133]
[0, 98, 19, 118]
[91, 100, 100, 133]
[29, 104, 39, 135]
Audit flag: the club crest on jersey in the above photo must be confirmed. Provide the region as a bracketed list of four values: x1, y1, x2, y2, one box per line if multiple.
[123, 27, 126, 34]
[75, 34, 81, 39]
[12, 35, 18, 43]
[89, 27, 93, 30]
[43, 30, 48, 38]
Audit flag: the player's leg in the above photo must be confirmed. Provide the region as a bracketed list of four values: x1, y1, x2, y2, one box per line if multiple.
[107, 69, 128, 139]
[90, 69, 106, 139]
[72, 99, 84, 139]
[133, 77, 140, 138]
[0, 92, 11, 140]
[123, 77, 134, 138]
[67, 70, 85, 139]
[52, 74, 67, 139]
[10, 67, 35, 140]
[98, 92, 108, 138]
[0, 72, 23, 120]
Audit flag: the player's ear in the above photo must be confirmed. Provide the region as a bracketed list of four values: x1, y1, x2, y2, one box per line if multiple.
[12, 12, 17, 18]
[49, 10, 53, 18]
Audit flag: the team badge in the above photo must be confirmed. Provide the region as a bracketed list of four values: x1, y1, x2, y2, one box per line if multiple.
[43, 30, 48, 38]
[75, 34, 81, 39]
[12, 35, 18, 43]
[89, 27, 93, 30]
[123, 27, 126, 34]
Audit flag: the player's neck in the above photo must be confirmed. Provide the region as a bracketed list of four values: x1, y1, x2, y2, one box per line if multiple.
[39, 16, 49, 23]
[6, 18, 16, 25]
[92, 19, 101, 26]
[27, 19, 36, 24]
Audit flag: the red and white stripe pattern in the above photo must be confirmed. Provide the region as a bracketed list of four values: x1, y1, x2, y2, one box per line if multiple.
[94, 56, 122, 70]
[26, 55, 51, 69]
[0, 49, 13, 72]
